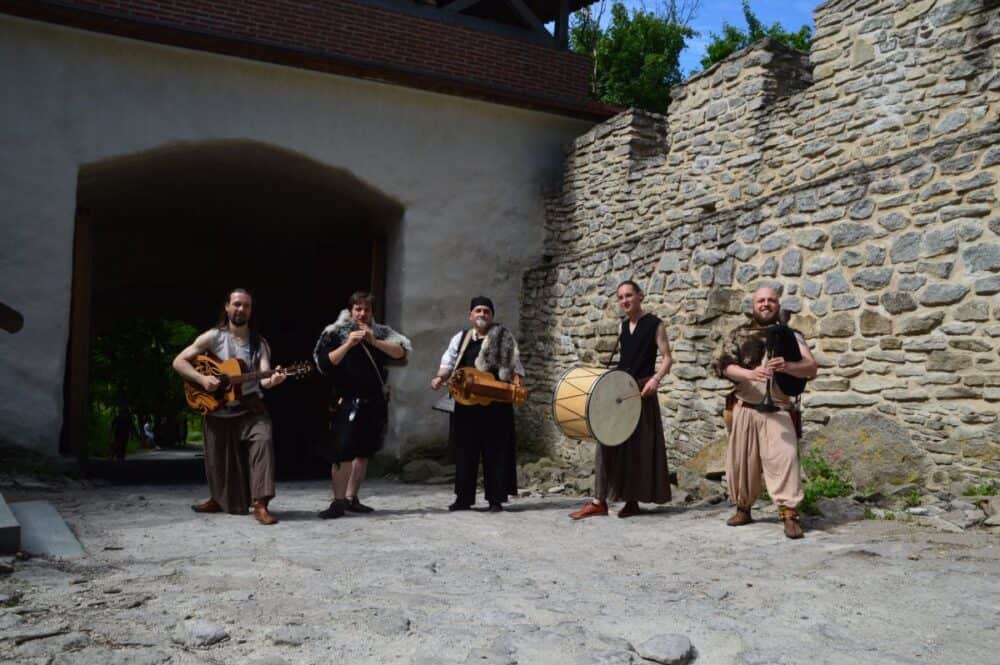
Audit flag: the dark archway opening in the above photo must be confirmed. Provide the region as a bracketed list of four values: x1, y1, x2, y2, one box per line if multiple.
[62, 140, 403, 480]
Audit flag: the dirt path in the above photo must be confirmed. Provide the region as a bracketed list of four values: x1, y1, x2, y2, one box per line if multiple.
[2, 480, 999, 664]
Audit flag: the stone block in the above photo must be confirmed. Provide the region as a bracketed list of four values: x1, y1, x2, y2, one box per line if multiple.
[860, 310, 892, 335]
[973, 275, 1000, 294]
[918, 283, 969, 306]
[878, 212, 909, 231]
[8, 501, 83, 559]
[898, 311, 945, 335]
[926, 351, 973, 372]
[806, 255, 838, 274]
[824, 269, 850, 294]
[922, 226, 959, 258]
[852, 268, 893, 290]
[795, 229, 828, 250]
[890, 232, 922, 263]
[831, 222, 875, 248]
[962, 244, 1000, 272]
[880, 292, 917, 314]
[780, 249, 802, 276]
[802, 412, 929, 491]
[954, 299, 990, 321]
[831, 294, 862, 310]
[819, 312, 856, 337]
[0, 494, 20, 554]
[898, 275, 927, 291]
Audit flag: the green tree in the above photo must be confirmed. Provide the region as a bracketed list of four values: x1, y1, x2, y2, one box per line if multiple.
[571, 1, 696, 113]
[89, 318, 197, 452]
[700, 0, 812, 70]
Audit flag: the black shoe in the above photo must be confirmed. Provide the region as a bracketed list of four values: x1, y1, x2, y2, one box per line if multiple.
[448, 502, 472, 511]
[345, 496, 374, 513]
[488, 503, 503, 513]
[318, 500, 346, 519]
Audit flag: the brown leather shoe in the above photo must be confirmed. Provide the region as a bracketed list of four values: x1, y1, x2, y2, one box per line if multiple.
[569, 501, 608, 520]
[253, 500, 278, 525]
[617, 501, 641, 518]
[191, 498, 222, 513]
[726, 507, 753, 526]
[780, 506, 804, 539]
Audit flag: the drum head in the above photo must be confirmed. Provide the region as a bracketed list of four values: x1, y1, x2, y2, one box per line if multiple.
[587, 370, 641, 447]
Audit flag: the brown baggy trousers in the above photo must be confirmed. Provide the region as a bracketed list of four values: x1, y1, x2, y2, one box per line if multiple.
[202, 409, 275, 514]
[594, 394, 671, 504]
[725, 400, 803, 510]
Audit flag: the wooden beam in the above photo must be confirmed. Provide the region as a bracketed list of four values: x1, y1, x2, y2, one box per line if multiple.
[443, 0, 484, 12]
[555, 0, 570, 49]
[505, 0, 550, 35]
[370, 236, 386, 324]
[66, 209, 93, 472]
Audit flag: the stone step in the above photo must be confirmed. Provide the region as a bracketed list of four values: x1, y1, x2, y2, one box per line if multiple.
[8, 501, 84, 559]
[0, 493, 20, 554]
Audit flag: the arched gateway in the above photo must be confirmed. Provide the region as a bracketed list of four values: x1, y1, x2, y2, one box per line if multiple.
[64, 141, 402, 473]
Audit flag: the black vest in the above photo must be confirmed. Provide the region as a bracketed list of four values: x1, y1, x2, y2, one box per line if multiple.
[617, 313, 661, 379]
[458, 333, 485, 371]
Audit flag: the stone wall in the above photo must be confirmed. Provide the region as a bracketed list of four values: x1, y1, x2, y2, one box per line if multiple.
[520, 0, 999, 488]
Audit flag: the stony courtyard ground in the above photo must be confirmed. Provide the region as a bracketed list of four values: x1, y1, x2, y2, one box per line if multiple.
[1, 480, 999, 665]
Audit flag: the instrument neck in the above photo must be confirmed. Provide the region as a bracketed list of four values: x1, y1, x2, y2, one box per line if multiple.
[230, 368, 274, 385]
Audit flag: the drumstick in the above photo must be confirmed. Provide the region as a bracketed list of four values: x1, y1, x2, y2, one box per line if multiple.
[615, 392, 641, 404]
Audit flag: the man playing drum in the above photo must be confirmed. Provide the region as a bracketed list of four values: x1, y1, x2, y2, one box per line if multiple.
[711, 286, 817, 539]
[570, 280, 673, 519]
[431, 297, 523, 512]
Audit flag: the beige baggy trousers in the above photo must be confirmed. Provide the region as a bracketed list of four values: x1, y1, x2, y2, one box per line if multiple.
[726, 400, 803, 510]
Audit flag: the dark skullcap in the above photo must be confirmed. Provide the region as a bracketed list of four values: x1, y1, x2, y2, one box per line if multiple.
[469, 296, 494, 314]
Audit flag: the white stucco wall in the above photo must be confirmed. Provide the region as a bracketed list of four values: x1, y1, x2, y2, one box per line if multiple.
[0, 15, 593, 457]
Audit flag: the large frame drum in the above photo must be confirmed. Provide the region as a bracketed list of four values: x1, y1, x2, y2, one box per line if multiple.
[551, 367, 641, 447]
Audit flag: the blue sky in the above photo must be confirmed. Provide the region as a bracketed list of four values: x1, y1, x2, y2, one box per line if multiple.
[591, 1, 818, 75]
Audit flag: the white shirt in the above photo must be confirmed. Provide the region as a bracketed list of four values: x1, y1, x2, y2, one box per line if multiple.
[438, 329, 525, 376]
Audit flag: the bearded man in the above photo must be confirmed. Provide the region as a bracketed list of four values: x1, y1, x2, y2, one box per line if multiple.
[172, 288, 286, 525]
[711, 286, 817, 539]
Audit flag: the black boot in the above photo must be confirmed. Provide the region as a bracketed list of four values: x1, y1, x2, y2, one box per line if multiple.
[318, 499, 346, 519]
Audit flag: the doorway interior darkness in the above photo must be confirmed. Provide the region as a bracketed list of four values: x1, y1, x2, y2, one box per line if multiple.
[64, 140, 404, 477]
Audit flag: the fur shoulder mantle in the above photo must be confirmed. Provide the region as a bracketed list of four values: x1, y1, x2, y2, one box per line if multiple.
[313, 310, 412, 365]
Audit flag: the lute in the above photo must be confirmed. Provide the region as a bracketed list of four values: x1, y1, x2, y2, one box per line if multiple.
[184, 353, 312, 414]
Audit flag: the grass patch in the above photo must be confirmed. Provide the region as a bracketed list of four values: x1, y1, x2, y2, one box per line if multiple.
[962, 481, 998, 497]
[801, 447, 853, 515]
[903, 490, 923, 508]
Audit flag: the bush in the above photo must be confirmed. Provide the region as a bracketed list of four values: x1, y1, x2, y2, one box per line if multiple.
[801, 447, 853, 515]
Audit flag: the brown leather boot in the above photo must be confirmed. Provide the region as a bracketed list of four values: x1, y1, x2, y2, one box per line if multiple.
[253, 500, 278, 525]
[726, 507, 753, 526]
[780, 506, 804, 539]
[191, 498, 222, 513]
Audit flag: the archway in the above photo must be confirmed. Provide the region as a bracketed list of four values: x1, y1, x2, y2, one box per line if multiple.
[63, 140, 404, 478]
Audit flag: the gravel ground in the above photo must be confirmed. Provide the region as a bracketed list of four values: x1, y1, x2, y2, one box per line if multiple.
[1, 480, 999, 664]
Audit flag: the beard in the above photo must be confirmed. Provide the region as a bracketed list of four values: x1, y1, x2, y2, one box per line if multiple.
[474, 317, 490, 331]
[228, 313, 248, 327]
[751, 310, 779, 326]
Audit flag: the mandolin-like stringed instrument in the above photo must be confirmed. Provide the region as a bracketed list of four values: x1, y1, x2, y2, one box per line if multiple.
[184, 354, 312, 414]
[449, 367, 528, 407]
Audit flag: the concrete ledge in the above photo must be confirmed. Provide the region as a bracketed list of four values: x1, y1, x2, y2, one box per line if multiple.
[0, 493, 20, 553]
[8, 501, 83, 559]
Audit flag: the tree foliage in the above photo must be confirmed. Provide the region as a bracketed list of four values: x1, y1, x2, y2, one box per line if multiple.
[90, 318, 197, 422]
[700, 0, 812, 70]
[571, 1, 696, 113]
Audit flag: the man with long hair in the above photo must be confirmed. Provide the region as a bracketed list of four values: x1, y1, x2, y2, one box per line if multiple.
[172, 288, 286, 525]
[313, 291, 410, 518]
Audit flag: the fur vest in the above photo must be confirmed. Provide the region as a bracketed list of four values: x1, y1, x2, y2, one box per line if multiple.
[313, 310, 412, 368]
[468, 324, 520, 382]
